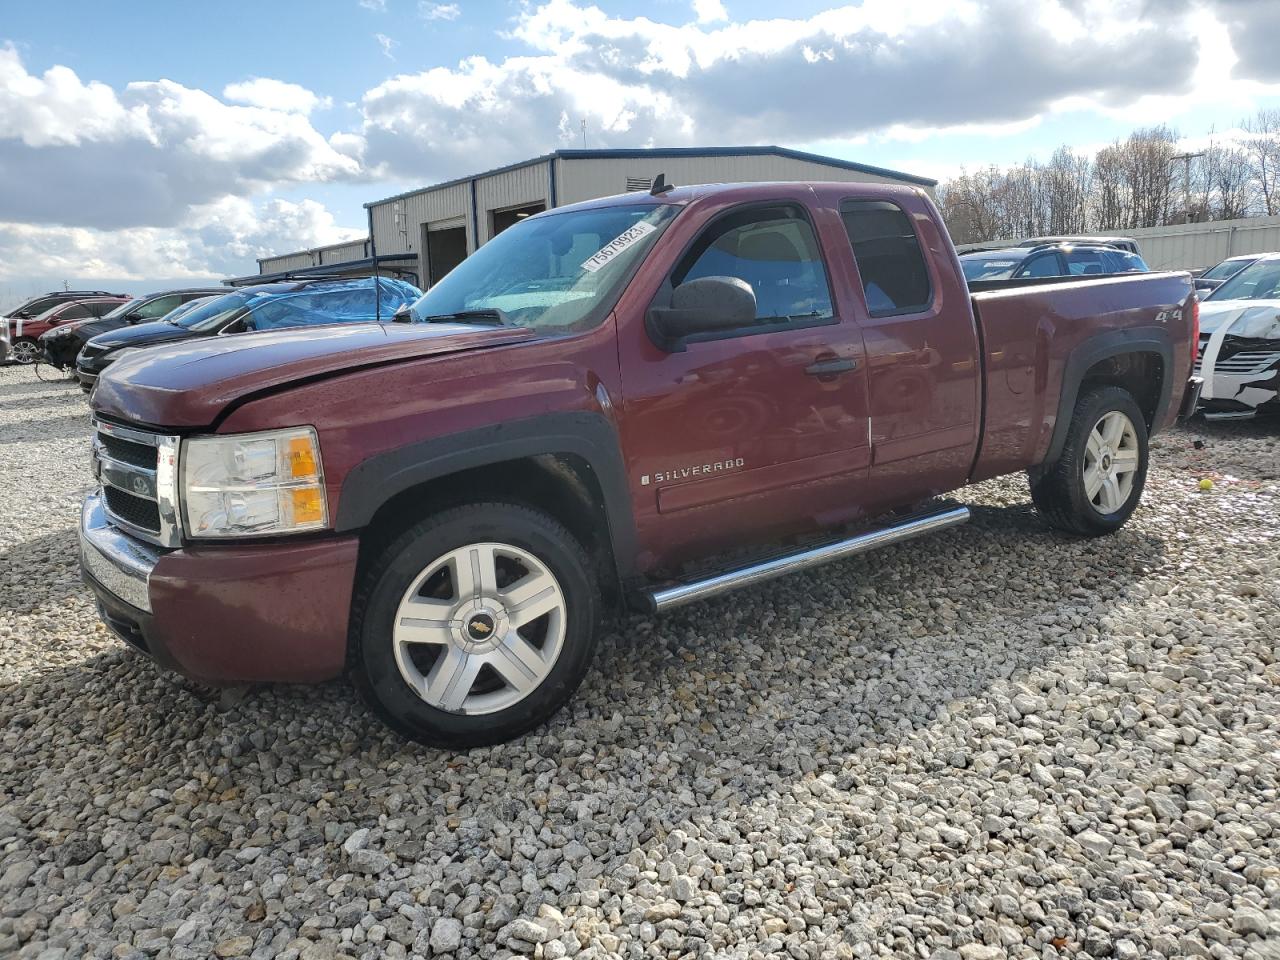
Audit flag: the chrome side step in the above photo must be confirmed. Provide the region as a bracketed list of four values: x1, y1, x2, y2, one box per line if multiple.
[645, 504, 970, 613]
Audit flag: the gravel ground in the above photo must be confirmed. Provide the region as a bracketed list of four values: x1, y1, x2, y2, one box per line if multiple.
[1, 362, 1279, 960]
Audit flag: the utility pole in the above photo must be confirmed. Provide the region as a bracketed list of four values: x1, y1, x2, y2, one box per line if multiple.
[1172, 151, 1204, 224]
[581, 118, 587, 149]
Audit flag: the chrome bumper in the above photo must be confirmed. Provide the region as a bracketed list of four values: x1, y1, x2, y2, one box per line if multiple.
[80, 493, 165, 613]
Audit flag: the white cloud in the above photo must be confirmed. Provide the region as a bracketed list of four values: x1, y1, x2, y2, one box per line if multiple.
[359, 0, 386, 9]
[0, 47, 363, 230]
[374, 33, 397, 60]
[419, 2, 460, 21]
[692, 0, 727, 24]
[0, 197, 364, 285]
[223, 77, 332, 114]
[360, 0, 1280, 184]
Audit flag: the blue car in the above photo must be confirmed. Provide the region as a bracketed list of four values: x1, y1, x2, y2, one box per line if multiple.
[76, 276, 421, 390]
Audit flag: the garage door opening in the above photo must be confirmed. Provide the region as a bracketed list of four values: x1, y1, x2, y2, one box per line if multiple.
[490, 202, 546, 238]
[425, 226, 468, 286]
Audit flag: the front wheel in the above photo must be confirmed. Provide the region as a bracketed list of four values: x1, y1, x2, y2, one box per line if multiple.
[351, 503, 601, 747]
[12, 338, 41, 364]
[1030, 385, 1149, 537]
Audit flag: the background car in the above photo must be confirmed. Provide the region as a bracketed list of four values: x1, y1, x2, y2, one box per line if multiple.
[76, 277, 422, 389]
[40, 287, 227, 369]
[1193, 254, 1263, 297]
[961, 242, 1150, 282]
[3, 289, 126, 322]
[1016, 235, 1142, 256]
[1, 296, 129, 364]
[1195, 253, 1280, 419]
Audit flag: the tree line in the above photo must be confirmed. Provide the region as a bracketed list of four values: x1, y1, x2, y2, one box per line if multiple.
[938, 110, 1280, 244]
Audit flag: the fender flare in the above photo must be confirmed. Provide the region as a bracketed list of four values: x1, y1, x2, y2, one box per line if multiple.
[333, 411, 639, 577]
[1044, 325, 1174, 465]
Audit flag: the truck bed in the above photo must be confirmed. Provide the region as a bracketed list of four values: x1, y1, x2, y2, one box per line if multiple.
[968, 271, 1196, 482]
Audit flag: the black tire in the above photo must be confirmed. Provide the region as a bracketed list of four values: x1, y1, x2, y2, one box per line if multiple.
[351, 502, 601, 748]
[1030, 385, 1149, 537]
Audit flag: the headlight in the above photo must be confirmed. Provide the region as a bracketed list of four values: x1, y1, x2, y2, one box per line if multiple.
[181, 427, 327, 538]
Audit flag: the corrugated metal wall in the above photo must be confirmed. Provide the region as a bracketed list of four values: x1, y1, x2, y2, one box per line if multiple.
[1078, 215, 1280, 271]
[259, 252, 317, 273]
[318, 239, 369, 264]
[475, 162, 552, 245]
[370, 182, 472, 256]
[557, 154, 911, 205]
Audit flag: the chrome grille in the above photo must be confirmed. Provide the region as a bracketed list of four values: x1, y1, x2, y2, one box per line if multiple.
[91, 420, 182, 547]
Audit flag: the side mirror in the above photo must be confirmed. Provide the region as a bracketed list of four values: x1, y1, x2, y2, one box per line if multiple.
[648, 276, 757, 351]
[392, 304, 412, 323]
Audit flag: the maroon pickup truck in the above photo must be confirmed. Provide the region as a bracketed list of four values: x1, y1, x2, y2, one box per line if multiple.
[82, 181, 1200, 747]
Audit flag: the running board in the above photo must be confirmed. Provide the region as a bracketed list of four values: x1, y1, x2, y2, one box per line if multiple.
[644, 504, 970, 613]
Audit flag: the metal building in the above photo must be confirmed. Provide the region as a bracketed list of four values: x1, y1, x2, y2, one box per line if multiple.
[366, 146, 935, 288]
[227, 238, 419, 288]
[1076, 215, 1280, 272]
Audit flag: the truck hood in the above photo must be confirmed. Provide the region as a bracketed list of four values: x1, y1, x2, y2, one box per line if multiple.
[1199, 299, 1280, 340]
[92, 321, 535, 428]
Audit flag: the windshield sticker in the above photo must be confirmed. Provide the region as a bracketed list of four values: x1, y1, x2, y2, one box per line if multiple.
[581, 221, 657, 273]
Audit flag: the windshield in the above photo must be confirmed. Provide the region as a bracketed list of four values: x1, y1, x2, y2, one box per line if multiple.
[102, 298, 144, 320]
[408, 203, 679, 333]
[1207, 259, 1280, 302]
[170, 292, 254, 331]
[1201, 258, 1253, 281]
[960, 254, 1022, 281]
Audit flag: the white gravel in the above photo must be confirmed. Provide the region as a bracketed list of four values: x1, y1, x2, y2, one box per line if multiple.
[1, 362, 1278, 960]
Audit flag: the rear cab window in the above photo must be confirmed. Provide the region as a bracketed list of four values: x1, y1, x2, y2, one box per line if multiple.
[839, 200, 932, 317]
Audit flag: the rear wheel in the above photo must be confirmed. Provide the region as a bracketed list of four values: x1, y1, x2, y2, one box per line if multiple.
[352, 503, 601, 747]
[1030, 385, 1149, 537]
[12, 338, 41, 364]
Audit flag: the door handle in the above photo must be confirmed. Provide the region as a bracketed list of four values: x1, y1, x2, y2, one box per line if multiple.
[805, 357, 857, 377]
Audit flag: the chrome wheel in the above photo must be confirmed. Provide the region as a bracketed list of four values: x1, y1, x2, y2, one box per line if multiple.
[391, 542, 566, 715]
[1084, 410, 1139, 514]
[12, 339, 41, 364]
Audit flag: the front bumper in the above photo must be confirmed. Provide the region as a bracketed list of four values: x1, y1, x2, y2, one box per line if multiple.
[80, 492, 360, 684]
[76, 370, 97, 392]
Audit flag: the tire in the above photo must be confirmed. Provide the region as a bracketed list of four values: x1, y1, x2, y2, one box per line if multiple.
[1030, 385, 1149, 537]
[12, 338, 41, 364]
[351, 502, 601, 747]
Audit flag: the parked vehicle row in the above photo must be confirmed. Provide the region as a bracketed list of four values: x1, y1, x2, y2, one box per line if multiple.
[78, 179, 1201, 747]
[2, 290, 128, 364]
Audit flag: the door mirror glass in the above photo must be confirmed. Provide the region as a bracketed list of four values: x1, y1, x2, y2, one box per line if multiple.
[650, 276, 757, 349]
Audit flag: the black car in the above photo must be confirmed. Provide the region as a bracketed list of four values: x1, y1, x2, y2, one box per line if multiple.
[960, 242, 1150, 283]
[3, 289, 125, 321]
[40, 287, 227, 369]
[75, 276, 422, 389]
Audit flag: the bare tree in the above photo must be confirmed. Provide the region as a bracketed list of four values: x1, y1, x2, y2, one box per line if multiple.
[1243, 108, 1280, 216]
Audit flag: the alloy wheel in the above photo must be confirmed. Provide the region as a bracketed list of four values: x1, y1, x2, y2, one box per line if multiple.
[1083, 410, 1140, 514]
[391, 542, 566, 715]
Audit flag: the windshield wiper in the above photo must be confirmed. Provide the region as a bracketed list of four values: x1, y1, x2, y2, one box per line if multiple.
[419, 309, 510, 326]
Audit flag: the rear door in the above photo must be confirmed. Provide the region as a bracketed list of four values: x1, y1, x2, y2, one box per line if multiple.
[838, 197, 981, 501]
[618, 200, 872, 561]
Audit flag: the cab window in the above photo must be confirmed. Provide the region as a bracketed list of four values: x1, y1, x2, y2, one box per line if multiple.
[136, 294, 182, 319]
[674, 205, 834, 325]
[1017, 254, 1063, 278]
[839, 200, 931, 316]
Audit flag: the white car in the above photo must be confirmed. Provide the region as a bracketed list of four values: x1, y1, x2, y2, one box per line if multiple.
[1195, 253, 1280, 420]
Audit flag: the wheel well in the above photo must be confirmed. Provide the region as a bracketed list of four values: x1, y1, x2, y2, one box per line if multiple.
[356, 454, 620, 601]
[1079, 351, 1163, 427]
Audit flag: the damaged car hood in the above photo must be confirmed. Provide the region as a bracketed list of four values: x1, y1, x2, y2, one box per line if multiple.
[1199, 299, 1280, 339]
[91, 321, 535, 428]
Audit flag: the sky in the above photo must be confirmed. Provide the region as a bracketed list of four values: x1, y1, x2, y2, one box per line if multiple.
[2, 0, 1280, 304]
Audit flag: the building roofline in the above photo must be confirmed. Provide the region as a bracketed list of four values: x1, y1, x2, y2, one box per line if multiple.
[230, 252, 418, 286]
[256, 236, 371, 267]
[364, 145, 935, 209]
